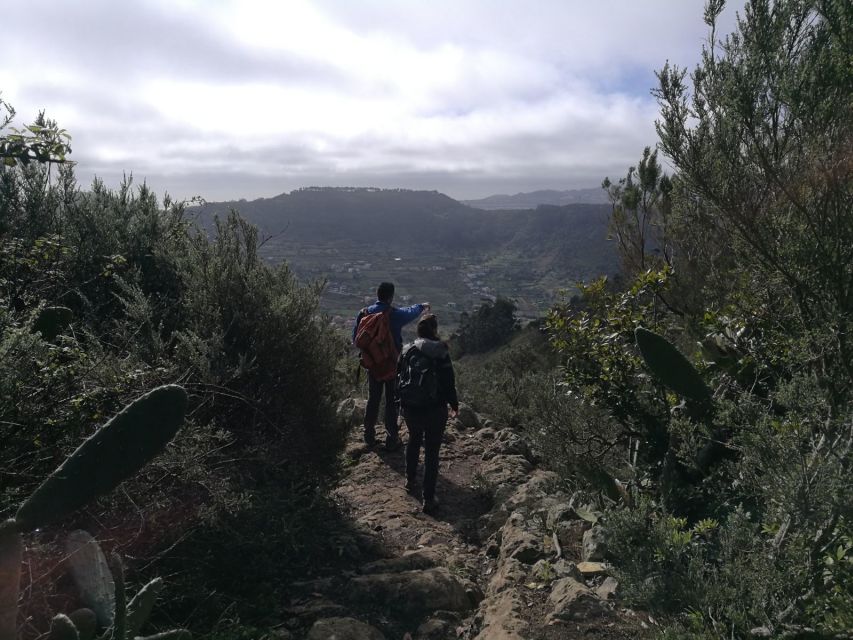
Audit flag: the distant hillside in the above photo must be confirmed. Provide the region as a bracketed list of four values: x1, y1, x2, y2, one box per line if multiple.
[195, 187, 610, 253]
[462, 187, 609, 210]
[192, 187, 616, 321]
[196, 187, 494, 249]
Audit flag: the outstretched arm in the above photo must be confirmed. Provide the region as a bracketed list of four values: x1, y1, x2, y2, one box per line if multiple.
[392, 303, 426, 326]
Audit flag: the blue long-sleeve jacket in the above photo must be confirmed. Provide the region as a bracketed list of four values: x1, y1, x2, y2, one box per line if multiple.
[353, 301, 425, 351]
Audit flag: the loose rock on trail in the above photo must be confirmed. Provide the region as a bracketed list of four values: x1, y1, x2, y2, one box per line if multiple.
[278, 399, 649, 640]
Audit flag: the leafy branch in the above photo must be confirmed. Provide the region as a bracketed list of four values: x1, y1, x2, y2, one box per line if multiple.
[0, 94, 72, 167]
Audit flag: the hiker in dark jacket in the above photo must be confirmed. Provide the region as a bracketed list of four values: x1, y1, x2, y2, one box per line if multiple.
[353, 281, 428, 449]
[399, 313, 458, 514]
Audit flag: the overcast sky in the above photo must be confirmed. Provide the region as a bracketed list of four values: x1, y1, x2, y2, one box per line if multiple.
[0, 1, 738, 202]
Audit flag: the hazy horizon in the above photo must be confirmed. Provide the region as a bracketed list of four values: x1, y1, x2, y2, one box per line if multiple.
[1, 0, 738, 202]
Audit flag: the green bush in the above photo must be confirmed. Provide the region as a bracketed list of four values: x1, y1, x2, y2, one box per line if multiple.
[537, 2, 853, 636]
[454, 322, 556, 428]
[0, 103, 347, 633]
[451, 296, 519, 356]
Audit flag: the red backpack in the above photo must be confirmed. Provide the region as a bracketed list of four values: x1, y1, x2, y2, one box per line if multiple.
[354, 308, 398, 381]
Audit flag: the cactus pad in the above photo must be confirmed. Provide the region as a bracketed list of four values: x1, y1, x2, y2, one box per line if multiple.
[67, 609, 97, 640]
[15, 385, 188, 532]
[47, 614, 80, 640]
[127, 578, 164, 638]
[65, 531, 115, 628]
[635, 327, 712, 404]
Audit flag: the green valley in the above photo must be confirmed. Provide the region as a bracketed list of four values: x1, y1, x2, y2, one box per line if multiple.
[196, 188, 617, 330]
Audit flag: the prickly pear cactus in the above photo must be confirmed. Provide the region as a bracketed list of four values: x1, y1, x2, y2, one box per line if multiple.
[46, 614, 79, 640]
[33, 306, 73, 341]
[67, 608, 97, 640]
[635, 327, 712, 405]
[0, 520, 22, 640]
[126, 577, 163, 638]
[15, 385, 188, 532]
[65, 532, 115, 628]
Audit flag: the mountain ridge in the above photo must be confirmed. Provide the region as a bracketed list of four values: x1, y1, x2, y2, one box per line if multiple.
[462, 187, 609, 210]
[192, 187, 617, 319]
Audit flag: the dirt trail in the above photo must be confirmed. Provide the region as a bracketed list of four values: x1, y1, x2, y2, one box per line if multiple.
[278, 401, 649, 640]
[335, 420, 491, 555]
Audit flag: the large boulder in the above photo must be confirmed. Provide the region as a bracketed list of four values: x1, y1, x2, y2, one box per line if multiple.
[554, 519, 589, 556]
[473, 591, 529, 640]
[487, 557, 527, 595]
[582, 525, 608, 562]
[595, 577, 620, 600]
[455, 403, 481, 430]
[499, 512, 547, 565]
[548, 577, 610, 622]
[478, 455, 533, 499]
[546, 502, 577, 531]
[482, 429, 532, 460]
[501, 470, 562, 516]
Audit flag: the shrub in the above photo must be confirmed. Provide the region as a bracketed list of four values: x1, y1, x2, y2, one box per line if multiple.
[537, 4, 852, 635]
[451, 296, 519, 356]
[453, 322, 555, 428]
[0, 103, 347, 633]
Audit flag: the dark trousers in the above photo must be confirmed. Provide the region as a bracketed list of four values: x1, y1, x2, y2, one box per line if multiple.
[364, 372, 398, 444]
[404, 405, 448, 500]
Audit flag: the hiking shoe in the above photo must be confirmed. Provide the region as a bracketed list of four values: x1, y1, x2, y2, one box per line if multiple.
[384, 438, 402, 452]
[422, 496, 440, 514]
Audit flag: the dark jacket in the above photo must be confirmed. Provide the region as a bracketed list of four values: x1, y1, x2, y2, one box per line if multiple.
[399, 337, 459, 412]
[352, 301, 425, 352]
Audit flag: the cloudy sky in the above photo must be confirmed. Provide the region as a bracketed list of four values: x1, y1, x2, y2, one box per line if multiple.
[0, 1, 738, 202]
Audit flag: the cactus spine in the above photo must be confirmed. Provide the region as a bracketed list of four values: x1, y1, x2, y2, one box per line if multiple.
[635, 327, 712, 405]
[16, 385, 188, 532]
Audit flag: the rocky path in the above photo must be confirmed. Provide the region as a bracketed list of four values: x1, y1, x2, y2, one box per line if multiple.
[277, 401, 650, 640]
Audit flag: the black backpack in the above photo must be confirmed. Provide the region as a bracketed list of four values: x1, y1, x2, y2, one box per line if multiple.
[397, 346, 440, 409]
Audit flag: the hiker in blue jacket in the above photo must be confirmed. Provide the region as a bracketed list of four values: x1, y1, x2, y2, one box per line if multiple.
[353, 282, 428, 449]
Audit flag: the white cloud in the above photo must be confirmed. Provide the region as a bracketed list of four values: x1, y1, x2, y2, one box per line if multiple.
[0, 0, 739, 201]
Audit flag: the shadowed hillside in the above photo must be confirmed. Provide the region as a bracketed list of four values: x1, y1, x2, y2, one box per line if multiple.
[462, 188, 609, 210]
[195, 187, 611, 254]
[193, 188, 617, 322]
